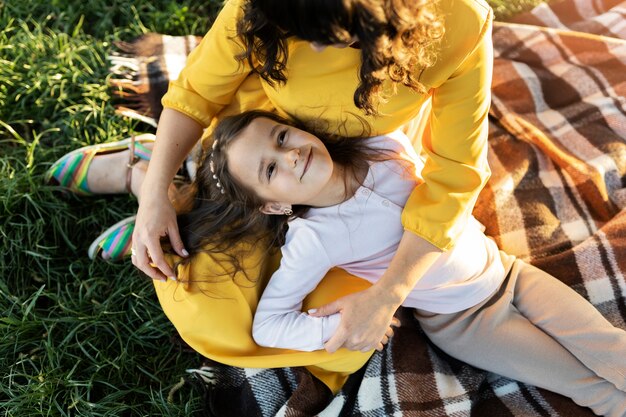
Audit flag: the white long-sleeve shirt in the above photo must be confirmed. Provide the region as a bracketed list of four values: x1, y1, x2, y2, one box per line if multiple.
[252, 132, 504, 351]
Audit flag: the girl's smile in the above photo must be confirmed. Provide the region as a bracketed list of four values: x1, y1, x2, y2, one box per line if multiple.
[301, 146, 312, 180]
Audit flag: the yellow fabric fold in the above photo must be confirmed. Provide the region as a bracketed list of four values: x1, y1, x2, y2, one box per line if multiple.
[157, 245, 372, 393]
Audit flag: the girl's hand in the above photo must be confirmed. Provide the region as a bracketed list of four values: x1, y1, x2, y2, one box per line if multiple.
[132, 190, 188, 282]
[309, 288, 401, 353]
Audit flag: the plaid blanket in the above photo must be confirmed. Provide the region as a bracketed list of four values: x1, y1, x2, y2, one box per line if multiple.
[109, 0, 626, 415]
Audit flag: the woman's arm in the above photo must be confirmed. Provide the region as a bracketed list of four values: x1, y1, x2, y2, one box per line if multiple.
[402, 1, 493, 251]
[310, 1, 494, 352]
[132, 108, 203, 281]
[132, 0, 254, 280]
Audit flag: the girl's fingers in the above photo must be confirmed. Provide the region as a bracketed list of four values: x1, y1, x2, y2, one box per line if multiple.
[324, 328, 347, 353]
[391, 317, 401, 327]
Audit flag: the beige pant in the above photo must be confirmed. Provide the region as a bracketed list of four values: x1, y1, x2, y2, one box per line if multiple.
[415, 252, 626, 417]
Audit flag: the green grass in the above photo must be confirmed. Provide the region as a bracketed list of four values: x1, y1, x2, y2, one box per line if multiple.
[0, 0, 544, 415]
[489, 0, 547, 20]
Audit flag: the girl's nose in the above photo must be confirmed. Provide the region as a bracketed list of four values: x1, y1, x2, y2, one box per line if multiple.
[285, 148, 300, 167]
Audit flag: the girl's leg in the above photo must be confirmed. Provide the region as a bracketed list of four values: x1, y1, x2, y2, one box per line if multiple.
[511, 258, 626, 390]
[415, 253, 626, 417]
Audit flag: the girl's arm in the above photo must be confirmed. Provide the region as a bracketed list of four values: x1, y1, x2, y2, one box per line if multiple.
[252, 226, 339, 351]
[132, 108, 202, 281]
[310, 1, 494, 352]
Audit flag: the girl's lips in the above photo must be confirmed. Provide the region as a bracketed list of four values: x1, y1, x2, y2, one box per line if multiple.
[301, 147, 312, 179]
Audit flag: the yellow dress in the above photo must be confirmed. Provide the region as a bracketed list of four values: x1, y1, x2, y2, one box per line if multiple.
[156, 0, 493, 393]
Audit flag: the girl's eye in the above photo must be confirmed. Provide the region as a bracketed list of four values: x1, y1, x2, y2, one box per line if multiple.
[267, 129, 286, 181]
[277, 129, 286, 146]
[267, 162, 276, 181]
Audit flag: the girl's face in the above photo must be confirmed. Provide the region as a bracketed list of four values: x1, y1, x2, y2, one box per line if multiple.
[226, 117, 335, 211]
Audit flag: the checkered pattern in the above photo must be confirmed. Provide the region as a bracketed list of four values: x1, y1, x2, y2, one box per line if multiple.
[109, 0, 626, 415]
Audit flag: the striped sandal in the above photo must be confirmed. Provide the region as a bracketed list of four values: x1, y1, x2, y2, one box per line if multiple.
[45, 134, 155, 196]
[88, 215, 136, 261]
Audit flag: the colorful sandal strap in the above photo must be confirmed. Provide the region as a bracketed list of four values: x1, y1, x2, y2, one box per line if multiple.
[49, 150, 96, 196]
[88, 216, 136, 261]
[133, 142, 152, 161]
[100, 221, 134, 261]
[46, 135, 155, 196]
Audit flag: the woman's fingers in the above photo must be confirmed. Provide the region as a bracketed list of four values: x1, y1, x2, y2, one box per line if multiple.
[145, 236, 176, 280]
[131, 241, 167, 282]
[131, 196, 183, 282]
[167, 221, 189, 258]
[349, 333, 394, 353]
[317, 291, 401, 353]
[131, 217, 179, 282]
[369, 325, 396, 352]
[385, 326, 394, 338]
[308, 300, 341, 317]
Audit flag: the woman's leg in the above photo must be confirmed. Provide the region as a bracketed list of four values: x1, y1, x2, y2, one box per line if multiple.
[415, 253, 626, 417]
[85, 147, 150, 196]
[86, 144, 190, 211]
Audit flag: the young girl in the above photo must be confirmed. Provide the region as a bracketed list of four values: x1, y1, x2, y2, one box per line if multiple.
[181, 110, 626, 417]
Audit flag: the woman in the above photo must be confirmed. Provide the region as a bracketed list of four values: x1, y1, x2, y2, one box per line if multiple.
[62, 0, 493, 393]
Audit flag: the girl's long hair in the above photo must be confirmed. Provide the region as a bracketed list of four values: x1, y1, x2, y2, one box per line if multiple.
[176, 110, 383, 281]
[236, 0, 444, 115]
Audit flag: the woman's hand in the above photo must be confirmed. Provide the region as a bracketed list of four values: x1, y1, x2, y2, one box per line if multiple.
[310, 287, 402, 353]
[311, 231, 443, 353]
[130, 109, 202, 281]
[132, 190, 188, 282]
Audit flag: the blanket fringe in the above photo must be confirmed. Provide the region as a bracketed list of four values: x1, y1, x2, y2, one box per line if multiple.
[107, 53, 158, 126]
[186, 366, 217, 386]
[107, 34, 203, 125]
[114, 107, 157, 128]
[113, 33, 167, 57]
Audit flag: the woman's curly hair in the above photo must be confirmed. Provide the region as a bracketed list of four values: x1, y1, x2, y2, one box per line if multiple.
[236, 0, 444, 115]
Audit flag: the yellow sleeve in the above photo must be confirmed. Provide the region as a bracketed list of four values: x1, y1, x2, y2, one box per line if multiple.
[401, 1, 493, 250]
[161, 0, 251, 127]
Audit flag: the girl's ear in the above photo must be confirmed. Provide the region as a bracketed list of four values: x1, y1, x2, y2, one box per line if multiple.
[260, 202, 292, 215]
